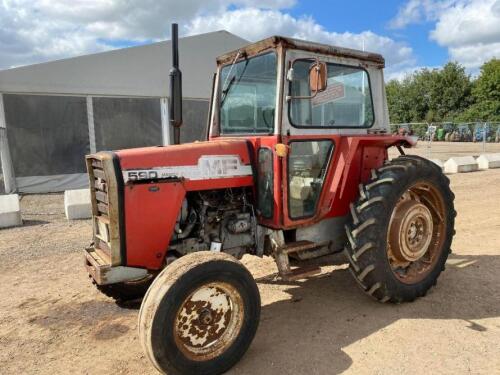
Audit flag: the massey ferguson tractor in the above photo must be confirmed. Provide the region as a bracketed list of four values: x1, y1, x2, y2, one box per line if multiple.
[84, 24, 455, 375]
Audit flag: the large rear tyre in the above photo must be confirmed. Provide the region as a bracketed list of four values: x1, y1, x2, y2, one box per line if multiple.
[138, 251, 261, 375]
[344, 155, 455, 303]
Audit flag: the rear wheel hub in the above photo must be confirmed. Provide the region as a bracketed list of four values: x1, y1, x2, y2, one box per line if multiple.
[387, 182, 446, 284]
[389, 200, 433, 263]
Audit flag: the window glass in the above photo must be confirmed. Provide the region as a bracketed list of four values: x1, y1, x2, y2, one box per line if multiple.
[257, 148, 274, 218]
[220, 53, 277, 134]
[290, 60, 374, 127]
[288, 140, 333, 218]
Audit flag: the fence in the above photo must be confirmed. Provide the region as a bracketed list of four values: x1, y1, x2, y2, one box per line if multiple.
[389, 122, 500, 160]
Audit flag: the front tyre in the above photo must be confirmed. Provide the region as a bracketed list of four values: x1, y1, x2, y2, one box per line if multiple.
[138, 251, 261, 375]
[344, 155, 455, 303]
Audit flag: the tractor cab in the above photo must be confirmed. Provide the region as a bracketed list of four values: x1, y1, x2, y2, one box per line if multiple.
[206, 37, 400, 229]
[209, 36, 389, 139]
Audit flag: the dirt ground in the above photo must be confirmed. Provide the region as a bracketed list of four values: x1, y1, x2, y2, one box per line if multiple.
[1, 169, 500, 374]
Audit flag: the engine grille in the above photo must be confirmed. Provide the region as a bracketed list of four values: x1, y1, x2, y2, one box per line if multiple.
[88, 157, 112, 259]
[90, 159, 110, 218]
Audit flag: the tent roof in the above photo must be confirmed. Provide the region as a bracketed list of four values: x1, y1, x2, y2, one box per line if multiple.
[0, 31, 249, 99]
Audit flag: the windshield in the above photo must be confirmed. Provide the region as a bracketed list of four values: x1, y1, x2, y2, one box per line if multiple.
[219, 52, 277, 134]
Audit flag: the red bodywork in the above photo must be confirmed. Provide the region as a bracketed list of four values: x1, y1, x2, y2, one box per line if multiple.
[115, 134, 415, 270]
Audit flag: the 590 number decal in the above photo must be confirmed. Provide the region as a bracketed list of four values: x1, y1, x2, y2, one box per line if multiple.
[126, 170, 159, 181]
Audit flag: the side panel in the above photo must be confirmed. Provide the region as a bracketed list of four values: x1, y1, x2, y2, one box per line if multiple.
[124, 181, 185, 269]
[281, 134, 414, 229]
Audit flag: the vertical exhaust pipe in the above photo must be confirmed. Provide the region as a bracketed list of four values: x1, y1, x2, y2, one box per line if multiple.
[169, 23, 183, 144]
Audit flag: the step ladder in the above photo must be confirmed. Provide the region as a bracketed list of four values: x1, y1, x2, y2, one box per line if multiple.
[273, 239, 330, 281]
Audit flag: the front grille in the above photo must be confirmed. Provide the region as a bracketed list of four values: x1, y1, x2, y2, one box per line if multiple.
[86, 153, 122, 266]
[91, 159, 110, 218]
[88, 157, 112, 261]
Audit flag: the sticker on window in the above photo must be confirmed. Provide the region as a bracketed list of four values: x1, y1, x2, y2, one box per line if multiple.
[312, 82, 345, 106]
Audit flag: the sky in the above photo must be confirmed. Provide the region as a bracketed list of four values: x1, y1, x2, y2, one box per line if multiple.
[0, 0, 499, 80]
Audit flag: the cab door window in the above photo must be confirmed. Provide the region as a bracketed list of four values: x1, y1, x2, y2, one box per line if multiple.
[289, 60, 374, 128]
[287, 140, 334, 219]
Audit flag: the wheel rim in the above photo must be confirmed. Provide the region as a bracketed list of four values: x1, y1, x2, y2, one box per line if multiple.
[173, 282, 244, 361]
[387, 181, 446, 284]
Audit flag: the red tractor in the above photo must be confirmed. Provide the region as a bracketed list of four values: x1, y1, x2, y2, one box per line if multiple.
[84, 25, 455, 375]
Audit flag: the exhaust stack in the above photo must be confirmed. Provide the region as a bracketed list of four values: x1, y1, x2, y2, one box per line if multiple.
[169, 23, 183, 145]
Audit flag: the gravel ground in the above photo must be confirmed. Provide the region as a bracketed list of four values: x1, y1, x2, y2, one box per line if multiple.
[1, 169, 500, 374]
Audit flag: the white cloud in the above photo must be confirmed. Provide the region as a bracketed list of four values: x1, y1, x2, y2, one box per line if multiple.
[431, 0, 500, 67]
[389, 0, 500, 68]
[186, 8, 414, 68]
[0, 0, 413, 73]
[389, 0, 454, 29]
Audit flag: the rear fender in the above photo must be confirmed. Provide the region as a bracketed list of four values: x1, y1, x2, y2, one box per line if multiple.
[323, 135, 414, 218]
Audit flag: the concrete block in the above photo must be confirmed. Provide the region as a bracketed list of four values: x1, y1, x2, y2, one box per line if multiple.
[430, 159, 444, 171]
[64, 189, 92, 220]
[476, 154, 500, 170]
[444, 156, 478, 174]
[0, 194, 22, 228]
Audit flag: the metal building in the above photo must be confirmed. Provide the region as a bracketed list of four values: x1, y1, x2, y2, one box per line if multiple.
[0, 31, 248, 194]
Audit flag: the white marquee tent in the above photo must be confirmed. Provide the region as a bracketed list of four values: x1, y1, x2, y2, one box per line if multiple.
[0, 31, 248, 194]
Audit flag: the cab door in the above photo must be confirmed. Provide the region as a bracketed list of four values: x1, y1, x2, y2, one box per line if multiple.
[281, 136, 336, 227]
[280, 54, 375, 228]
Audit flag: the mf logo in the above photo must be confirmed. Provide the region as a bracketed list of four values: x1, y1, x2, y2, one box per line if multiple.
[198, 156, 239, 177]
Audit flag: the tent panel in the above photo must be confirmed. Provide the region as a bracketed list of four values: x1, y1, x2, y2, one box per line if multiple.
[16, 174, 88, 193]
[3, 94, 89, 177]
[169, 99, 209, 144]
[93, 97, 162, 151]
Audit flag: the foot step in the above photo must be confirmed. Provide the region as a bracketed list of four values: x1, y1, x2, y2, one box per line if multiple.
[275, 240, 327, 281]
[280, 240, 324, 255]
[281, 265, 321, 281]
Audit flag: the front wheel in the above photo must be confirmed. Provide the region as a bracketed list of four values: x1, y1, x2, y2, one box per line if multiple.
[344, 155, 455, 303]
[138, 251, 261, 375]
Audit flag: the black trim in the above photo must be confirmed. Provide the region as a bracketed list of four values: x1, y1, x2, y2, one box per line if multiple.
[257, 147, 274, 219]
[287, 59, 376, 129]
[111, 152, 127, 266]
[245, 140, 258, 183]
[286, 139, 335, 220]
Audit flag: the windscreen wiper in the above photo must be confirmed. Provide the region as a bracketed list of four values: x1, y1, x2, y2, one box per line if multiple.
[220, 51, 248, 107]
[220, 75, 236, 106]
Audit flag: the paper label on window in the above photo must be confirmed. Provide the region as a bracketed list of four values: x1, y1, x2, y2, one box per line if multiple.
[312, 82, 345, 106]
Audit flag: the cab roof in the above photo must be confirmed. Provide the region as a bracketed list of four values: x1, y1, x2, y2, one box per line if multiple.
[216, 35, 385, 67]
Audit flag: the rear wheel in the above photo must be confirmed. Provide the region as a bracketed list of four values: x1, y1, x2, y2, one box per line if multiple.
[344, 155, 455, 303]
[138, 251, 260, 375]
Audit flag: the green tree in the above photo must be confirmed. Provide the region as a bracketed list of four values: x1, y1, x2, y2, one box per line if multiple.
[428, 62, 472, 121]
[386, 62, 473, 123]
[459, 59, 500, 121]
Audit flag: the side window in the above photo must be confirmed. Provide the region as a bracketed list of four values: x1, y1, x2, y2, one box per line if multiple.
[257, 148, 274, 218]
[288, 140, 333, 219]
[289, 60, 374, 128]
